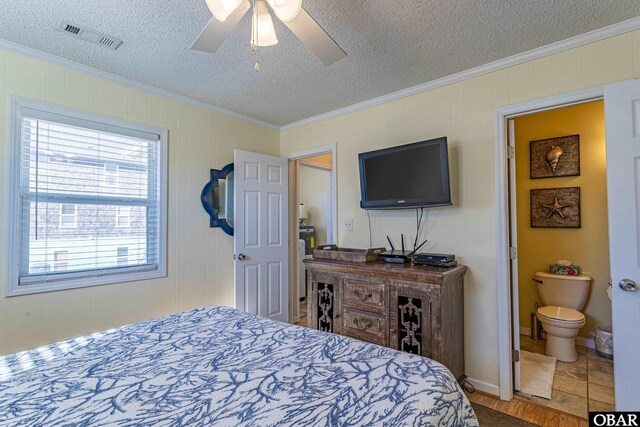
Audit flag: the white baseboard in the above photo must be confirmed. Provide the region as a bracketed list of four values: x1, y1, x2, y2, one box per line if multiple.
[519, 326, 595, 349]
[466, 377, 500, 397]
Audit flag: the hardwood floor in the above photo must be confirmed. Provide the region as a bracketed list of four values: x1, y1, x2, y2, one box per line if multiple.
[294, 299, 307, 327]
[466, 390, 588, 427]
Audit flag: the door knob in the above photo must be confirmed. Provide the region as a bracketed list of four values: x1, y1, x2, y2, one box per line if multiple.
[234, 253, 247, 261]
[619, 279, 639, 292]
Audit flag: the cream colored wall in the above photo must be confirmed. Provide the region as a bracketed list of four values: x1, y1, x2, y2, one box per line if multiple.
[514, 101, 609, 339]
[280, 31, 640, 388]
[298, 163, 330, 245]
[0, 48, 279, 356]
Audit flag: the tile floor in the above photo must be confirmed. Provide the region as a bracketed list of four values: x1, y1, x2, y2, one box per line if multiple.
[517, 335, 614, 419]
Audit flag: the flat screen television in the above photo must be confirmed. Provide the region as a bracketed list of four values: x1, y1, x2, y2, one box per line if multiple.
[358, 137, 451, 209]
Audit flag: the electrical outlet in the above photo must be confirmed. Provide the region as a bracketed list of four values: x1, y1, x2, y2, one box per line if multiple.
[343, 219, 353, 231]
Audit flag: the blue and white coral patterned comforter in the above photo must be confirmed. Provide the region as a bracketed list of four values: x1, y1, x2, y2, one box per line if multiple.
[0, 306, 478, 426]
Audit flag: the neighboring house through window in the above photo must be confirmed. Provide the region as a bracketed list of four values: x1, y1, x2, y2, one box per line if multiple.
[7, 97, 168, 296]
[104, 163, 118, 186]
[53, 250, 68, 272]
[116, 206, 131, 228]
[117, 247, 129, 267]
[59, 204, 77, 228]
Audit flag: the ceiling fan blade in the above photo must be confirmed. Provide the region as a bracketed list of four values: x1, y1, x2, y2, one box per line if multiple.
[282, 7, 346, 66]
[191, 0, 250, 53]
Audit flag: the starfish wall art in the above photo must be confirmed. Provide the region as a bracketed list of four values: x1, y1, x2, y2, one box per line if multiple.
[530, 187, 581, 228]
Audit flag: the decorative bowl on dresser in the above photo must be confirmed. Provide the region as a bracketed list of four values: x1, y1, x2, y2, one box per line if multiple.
[304, 257, 468, 383]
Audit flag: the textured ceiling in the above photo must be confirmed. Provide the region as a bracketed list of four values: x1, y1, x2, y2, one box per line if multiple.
[0, 1, 639, 126]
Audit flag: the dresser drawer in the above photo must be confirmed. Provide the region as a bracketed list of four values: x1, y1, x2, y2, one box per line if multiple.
[342, 308, 387, 345]
[343, 280, 385, 312]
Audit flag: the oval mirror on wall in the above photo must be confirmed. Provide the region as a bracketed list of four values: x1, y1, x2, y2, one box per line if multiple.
[201, 163, 234, 236]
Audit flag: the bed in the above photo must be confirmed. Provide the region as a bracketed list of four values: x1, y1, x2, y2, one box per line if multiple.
[0, 306, 478, 426]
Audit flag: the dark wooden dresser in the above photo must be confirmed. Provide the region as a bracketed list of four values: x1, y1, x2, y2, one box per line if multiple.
[304, 258, 468, 382]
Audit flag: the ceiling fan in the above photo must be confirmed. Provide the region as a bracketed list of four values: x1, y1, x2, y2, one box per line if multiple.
[191, 0, 347, 66]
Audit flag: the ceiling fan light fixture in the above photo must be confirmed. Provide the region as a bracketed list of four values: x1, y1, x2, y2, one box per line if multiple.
[192, 0, 346, 67]
[251, 0, 278, 47]
[206, 0, 242, 22]
[266, 0, 302, 22]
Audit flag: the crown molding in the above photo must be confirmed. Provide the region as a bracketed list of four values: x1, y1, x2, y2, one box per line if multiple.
[4, 14, 640, 133]
[281, 16, 640, 131]
[0, 38, 280, 130]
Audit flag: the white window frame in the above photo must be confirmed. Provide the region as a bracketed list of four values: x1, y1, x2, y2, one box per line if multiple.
[6, 96, 168, 297]
[59, 203, 78, 228]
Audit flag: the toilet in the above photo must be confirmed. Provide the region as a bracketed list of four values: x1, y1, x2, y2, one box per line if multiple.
[534, 272, 591, 362]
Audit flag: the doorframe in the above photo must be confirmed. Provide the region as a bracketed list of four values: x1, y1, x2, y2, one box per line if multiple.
[286, 144, 338, 323]
[494, 86, 604, 400]
[287, 143, 338, 244]
[507, 118, 521, 393]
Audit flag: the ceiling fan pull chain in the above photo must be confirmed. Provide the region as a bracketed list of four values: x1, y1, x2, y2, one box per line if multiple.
[252, 0, 260, 73]
[251, 40, 260, 73]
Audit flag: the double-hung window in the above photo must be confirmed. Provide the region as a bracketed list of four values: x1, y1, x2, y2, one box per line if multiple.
[7, 98, 167, 296]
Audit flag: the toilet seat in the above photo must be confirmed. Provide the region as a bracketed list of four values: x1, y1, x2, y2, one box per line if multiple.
[537, 306, 585, 324]
[536, 306, 585, 362]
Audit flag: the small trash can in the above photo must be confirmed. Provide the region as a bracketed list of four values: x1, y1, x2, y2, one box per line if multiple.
[530, 312, 543, 340]
[594, 327, 613, 360]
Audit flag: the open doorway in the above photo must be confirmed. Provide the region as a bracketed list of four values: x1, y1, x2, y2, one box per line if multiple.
[287, 146, 337, 325]
[506, 101, 614, 418]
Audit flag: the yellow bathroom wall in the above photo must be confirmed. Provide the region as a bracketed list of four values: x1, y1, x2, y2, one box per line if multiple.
[0, 48, 279, 356]
[514, 101, 609, 338]
[280, 31, 640, 389]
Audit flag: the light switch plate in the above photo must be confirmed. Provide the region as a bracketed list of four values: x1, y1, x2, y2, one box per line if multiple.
[343, 219, 353, 231]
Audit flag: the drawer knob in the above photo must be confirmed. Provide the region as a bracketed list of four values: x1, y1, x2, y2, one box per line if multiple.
[353, 289, 373, 301]
[353, 317, 372, 331]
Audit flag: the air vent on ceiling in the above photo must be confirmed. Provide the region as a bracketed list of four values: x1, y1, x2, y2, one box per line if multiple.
[57, 21, 123, 50]
[63, 24, 81, 35]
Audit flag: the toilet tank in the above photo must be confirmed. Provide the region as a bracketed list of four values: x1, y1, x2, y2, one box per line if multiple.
[534, 272, 591, 310]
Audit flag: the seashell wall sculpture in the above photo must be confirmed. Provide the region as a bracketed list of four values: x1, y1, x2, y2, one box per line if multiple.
[545, 145, 563, 173]
[530, 135, 579, 179]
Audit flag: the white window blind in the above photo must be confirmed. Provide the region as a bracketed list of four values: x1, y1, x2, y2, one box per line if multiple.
[10, 102, 166, 295]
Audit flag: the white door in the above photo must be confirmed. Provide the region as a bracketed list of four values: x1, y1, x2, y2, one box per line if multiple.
[234, 149, 289, 322]
[605, 79, 640, 410]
